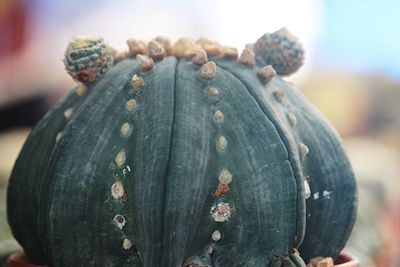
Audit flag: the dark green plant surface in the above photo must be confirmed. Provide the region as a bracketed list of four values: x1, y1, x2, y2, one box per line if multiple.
[7, 31, 357, 267]
[216, 59, 357, 261]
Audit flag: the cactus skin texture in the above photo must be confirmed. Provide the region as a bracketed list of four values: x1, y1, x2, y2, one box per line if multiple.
[7, 29, 357, 267]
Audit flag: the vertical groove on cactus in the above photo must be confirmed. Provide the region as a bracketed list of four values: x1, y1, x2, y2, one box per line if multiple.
[38, 60, 145, 266]
[7, 79, 97, 264]
[158, 59, 179, 266]
[216, 60, 307, 250]
[273, 80, 357, 261]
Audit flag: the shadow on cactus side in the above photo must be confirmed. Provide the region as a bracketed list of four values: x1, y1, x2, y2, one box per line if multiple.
[7, 29, 357, 267]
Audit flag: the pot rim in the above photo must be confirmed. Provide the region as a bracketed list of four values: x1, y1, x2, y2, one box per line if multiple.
[334, 251, 359, 266]
[7, 251, 359, 267]
[7, 252, 46, 267]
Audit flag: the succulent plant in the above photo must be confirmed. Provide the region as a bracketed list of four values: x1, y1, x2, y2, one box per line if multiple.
[7, 28, 357, 267]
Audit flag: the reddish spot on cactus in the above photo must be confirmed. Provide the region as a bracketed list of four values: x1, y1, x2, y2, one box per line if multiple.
[75, 71, 91, 83]
[120, 193, 128, 203]
[213, 183, 230, 198]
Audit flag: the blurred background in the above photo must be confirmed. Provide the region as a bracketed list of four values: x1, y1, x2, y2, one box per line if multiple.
[0, 0, 399, 266]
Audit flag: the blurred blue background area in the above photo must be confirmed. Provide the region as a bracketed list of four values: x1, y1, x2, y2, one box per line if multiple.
[2, 0, 400, 96]
[317, 0, 400, 79]
[21, 0, 400, 80]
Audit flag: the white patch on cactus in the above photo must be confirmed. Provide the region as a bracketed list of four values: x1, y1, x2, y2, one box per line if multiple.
[64, 108, 74, 119]
[323, 190, 332, 199]
[217, 136, 228, 151]
[207, 245, 214, 255]
[126, 99, 137, 111]
[313, 192, 320, 200]
[75, 84, 88, 96]
[122, 165, 132, 178]
[304, 179, 311, 199]
[211, 230, 222, 241]
[218, 169, 232, 185]
[120, 122, 132, 137]
[288, 113, 297, 127]
[115, 150, 126, 166]
[299, 143, 309, 159]
[113, 215, 126, 229]
[210, 202, 232, 222]
[123, 238, 133, 250]
[55, 132, 63, 142]
[111, 181, 124, 199]
[214, 110, 224, 122]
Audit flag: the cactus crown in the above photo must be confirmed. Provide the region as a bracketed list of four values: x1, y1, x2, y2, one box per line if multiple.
[7, 28, 357, 267]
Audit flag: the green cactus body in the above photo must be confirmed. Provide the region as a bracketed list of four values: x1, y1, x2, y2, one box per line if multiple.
[7, 29, 357, 267]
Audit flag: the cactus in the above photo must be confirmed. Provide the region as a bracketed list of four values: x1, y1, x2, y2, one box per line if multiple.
[7, 28, 357, 267]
